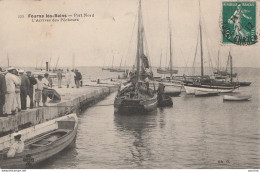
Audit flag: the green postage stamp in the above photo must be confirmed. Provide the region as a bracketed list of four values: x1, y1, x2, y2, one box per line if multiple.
[222, 1, 257, 45]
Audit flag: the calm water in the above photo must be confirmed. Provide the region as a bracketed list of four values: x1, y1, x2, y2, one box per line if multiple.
[39, 67, 260, 169]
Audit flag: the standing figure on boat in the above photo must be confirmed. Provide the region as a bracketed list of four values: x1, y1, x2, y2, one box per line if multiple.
[7, 132, 24, 158]
[157, 82, 165, 103]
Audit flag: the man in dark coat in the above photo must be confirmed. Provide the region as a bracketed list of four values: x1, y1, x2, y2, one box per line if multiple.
[75, 69, 82, 88]
[20, 71, 30, 110]
[0, 67, 7, 117]
[26, 71, 37, 109]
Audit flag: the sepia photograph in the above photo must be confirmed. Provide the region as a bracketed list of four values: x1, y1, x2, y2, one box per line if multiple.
[0, 0, 259, 169]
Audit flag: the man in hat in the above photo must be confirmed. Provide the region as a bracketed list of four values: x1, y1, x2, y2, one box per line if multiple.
[7, 132, 24, 158]
[0, 67, 7, 117]
[5, 67, 20, 115]
[26, 71, 37, 109]
[19, 70, 30, 110]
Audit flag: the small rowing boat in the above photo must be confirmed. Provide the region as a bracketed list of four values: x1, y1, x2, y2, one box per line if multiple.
[223, 95, 252, 101]
[195, 90, 219, 97]
[0, 113, 78, 169]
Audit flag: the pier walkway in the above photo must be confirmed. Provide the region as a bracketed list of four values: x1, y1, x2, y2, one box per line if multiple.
[0, 83, 119, 136]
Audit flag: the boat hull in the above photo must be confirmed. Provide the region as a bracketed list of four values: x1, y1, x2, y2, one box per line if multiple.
[195, 90, 219, 97]
[157, 68, 178, 75]
[114, 95, 157, 114]
[223, 95, 252, 101]
[0, 114, 78, 169]
[184, 84, 238, 94]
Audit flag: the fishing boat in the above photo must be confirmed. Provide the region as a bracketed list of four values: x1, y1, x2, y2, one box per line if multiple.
[114, 0, 158, 114]
[214, 50, 237, 79]
[223, 95, 252, 101]
[195, 90, 219, 97]
[0, 113, 78, 169]
[157, 0, 181, 94]
[157, 68, 178, 75]
[183, 1, 239, 94]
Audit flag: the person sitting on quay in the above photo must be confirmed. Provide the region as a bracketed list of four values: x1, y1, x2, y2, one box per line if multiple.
[7, 132, 25, 158]
[57, 69, 63, 88]
[0, 67, 7, 117]
[19, 70, 30, 110]
[5, 67, 20, 116]
[42, 73, 50, 107]
[34, 75, 44, 108]
[26, 71, 37, 109]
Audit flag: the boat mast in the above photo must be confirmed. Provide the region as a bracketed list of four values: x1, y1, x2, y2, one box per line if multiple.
[136, 0, 143, 81]
[168, 0, 173, 78]
[217, 50, 220, 70]
[160, 50, 162, 68]
[72, 53, 75, 71]
[55, 56, 60, 70]
[199, 0, 204, 76]
[7, 53, 9, 68]
[112, 56, 114, 69]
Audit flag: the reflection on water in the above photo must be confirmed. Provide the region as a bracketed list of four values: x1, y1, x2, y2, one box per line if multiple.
[114, 111, 157, 167]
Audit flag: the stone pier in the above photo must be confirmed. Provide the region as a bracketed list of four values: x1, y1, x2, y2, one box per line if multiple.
[0, 84, 119, 136]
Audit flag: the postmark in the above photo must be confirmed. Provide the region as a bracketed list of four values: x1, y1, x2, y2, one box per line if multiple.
[221, 1, 257, 45]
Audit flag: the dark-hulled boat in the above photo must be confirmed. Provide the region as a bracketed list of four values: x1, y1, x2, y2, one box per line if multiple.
[114, 0, 157, 114]
[0, 113, 78, 169]
[157, 68, 178, 75]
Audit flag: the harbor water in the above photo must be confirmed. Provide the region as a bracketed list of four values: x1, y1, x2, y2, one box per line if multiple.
[39, 67, 260, 169]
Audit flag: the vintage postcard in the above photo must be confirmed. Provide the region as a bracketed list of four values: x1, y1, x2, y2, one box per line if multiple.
[0, 0, 259, 170]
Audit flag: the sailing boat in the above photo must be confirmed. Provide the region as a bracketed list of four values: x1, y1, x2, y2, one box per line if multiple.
[183, 1, 240, 94]
[214, 50, 237, 79]
[155, 0, 182, 96]
[110, 56, 128, 73]
[114, 0, 158, 114]
[156, 2, 178, 76]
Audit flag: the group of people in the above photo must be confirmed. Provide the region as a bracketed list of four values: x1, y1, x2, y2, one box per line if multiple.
[64, 69, 82, 88]
[0, 67, 51, 117]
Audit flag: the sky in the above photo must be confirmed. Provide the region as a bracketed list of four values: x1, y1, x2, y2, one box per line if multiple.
[0, 0, 259, 68]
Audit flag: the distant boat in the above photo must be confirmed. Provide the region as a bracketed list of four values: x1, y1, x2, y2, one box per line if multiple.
[195, 90, 219, 97]
[114, 0, 158, 114]
[0, 113, 78, 169]
[223, 95, 252, 101]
